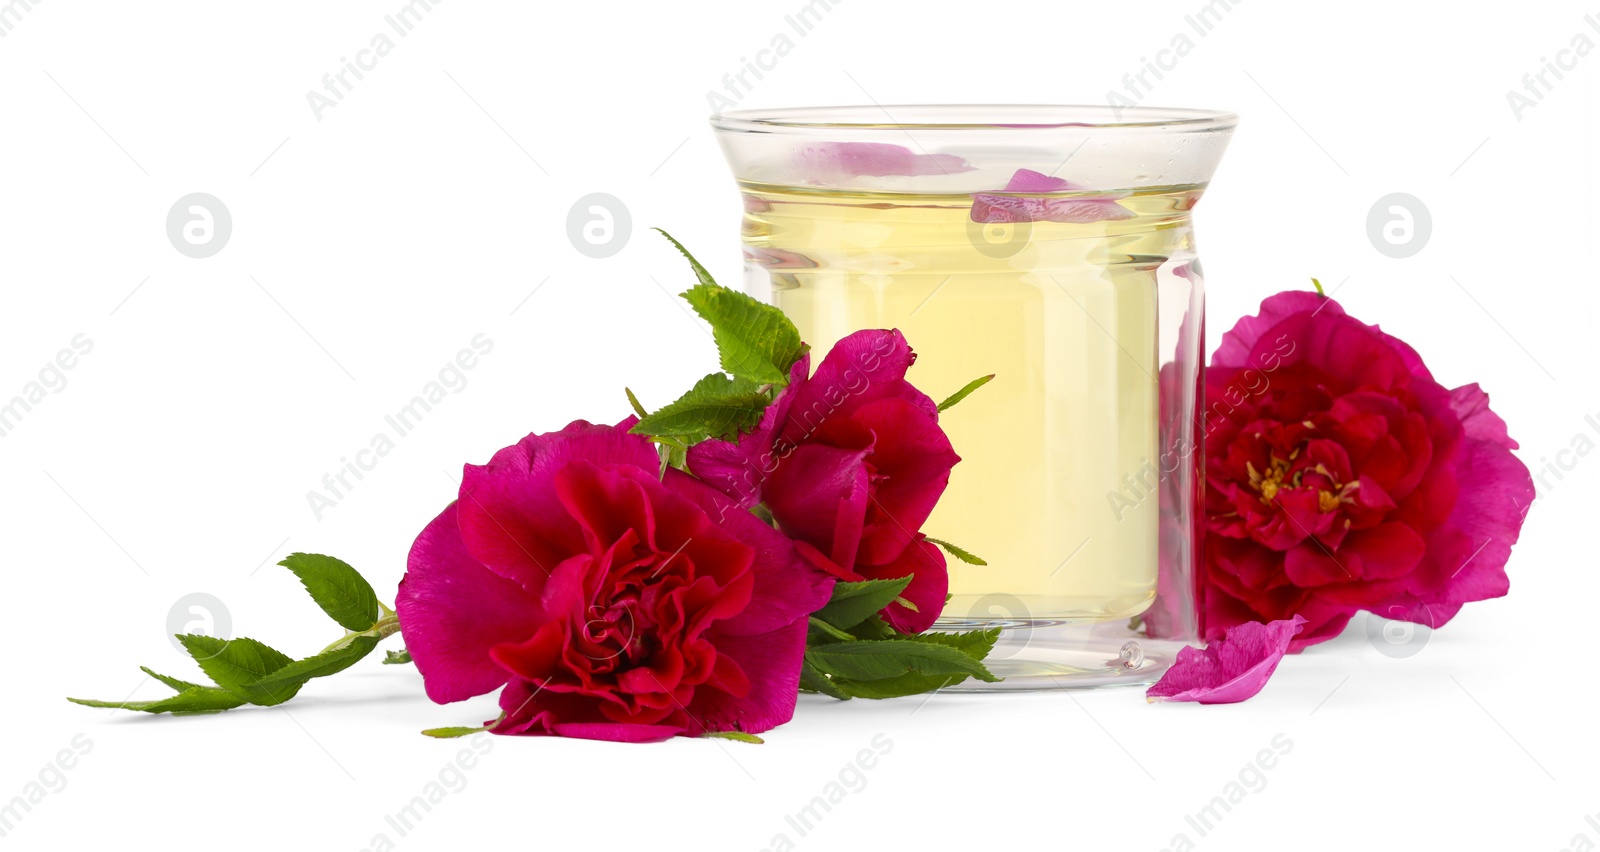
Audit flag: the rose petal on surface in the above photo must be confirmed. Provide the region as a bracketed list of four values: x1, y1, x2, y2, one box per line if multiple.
[1148, 615, 1307, 704]
[396, 503, 547, 704]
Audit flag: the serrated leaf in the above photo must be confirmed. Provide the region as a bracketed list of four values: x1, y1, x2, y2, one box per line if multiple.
[826, 629, 1003, 698]
[799, 658, 850, 700]
[831, 671, 968, 699]
[421, 726, 486, 739]
[255, 636, 381, 696]
[178, 634, 381, 707]
[141, 666, 204, 693]
[383, 648, 413, 665]
[924, 536, 988, 566]
[813, 577, 913, 631]
[848, 614, 897, 641]
[630, 373, 770, 441]
[279, 553, 380, 632]
[178, 635, 300, 706]
[683, 284, 805, 386]
[68, 685, 246, 715]
[654, 230, 803, 388]
[705, 731, 765, 744]
[654, 228, 719, 289]
[805, 639, 1000, 683]
[937, 374, 994, 412]
[905, 627, 1002, 662]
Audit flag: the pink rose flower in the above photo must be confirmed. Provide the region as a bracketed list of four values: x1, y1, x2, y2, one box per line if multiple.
[687, 330, 960, 633]
[1203, 292, 1534, 650]
[396, 420, 834, 742]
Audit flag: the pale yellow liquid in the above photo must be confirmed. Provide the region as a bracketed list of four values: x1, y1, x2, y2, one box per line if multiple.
[741, 182, 1201, 623]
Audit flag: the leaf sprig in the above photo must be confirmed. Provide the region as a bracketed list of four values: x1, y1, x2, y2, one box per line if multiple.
[68, 553, 398, 716]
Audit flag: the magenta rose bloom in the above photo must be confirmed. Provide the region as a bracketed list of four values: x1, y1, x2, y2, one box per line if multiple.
[396, 420, 834, 743]
[1202, 292, 1534, 650]
[687, 329, 960, 633]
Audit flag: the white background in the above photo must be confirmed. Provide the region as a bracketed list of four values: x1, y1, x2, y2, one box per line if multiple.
[1, 1, 1594, 850]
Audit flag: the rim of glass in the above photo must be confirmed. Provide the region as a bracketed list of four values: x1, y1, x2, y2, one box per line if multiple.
[711, 104, 1237, 133]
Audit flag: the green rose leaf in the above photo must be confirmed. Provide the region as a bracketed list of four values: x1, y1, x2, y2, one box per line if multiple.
[256, 636, 382, 692]
[655, 230, 804, 386]
[625, 387, 649, 419]
[279, 552, 380, 632]
[924, 537, 988, 566]
[813, 577, 913, 631]
[630, 373, 770, 441]
[67, 686, 247, 716]
[830, 672, 965, 699]
[139, 665, 205, 693]
[421, 726, 488, 739]
[178, 633, 382, 708]
[905, 627, 1002, 662]
[705, 731, 765, 744]
[805, 638, 1000, 684]
[653, 227, 720, 290]
[178, 635, 301, 706]
[799, 658, 850, 700]
[936, 374, 994, 412]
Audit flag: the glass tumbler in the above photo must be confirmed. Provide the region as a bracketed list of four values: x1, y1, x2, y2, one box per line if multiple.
[712, 106, 1236, 687]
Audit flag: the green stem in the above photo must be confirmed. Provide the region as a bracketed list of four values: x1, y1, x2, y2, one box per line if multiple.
[319, 612, 402, 655]
[808, 617, 856, 643]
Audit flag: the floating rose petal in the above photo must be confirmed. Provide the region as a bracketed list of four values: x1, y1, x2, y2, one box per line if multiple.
[1146, 615, 1306, 704]
[1000, 168, 1081, 193]
[970, 168, 1134, 224]
[796, 142, 973, 180]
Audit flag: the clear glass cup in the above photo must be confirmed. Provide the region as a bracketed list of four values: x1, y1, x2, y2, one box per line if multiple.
[712, 105, 1236, 687]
